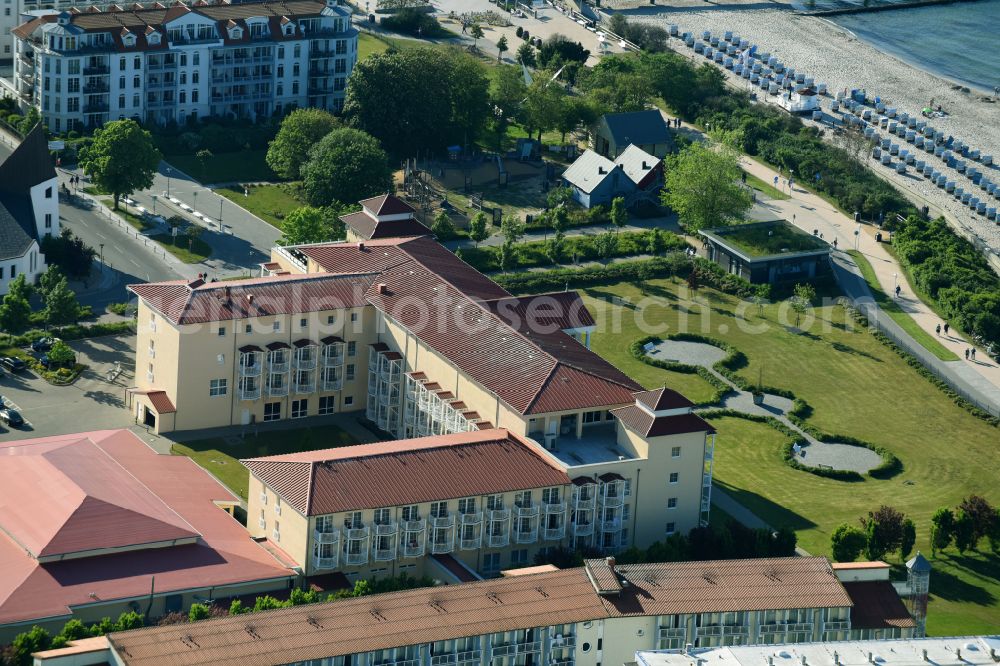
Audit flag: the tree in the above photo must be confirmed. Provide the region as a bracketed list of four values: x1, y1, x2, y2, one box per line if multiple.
[537, 33, 589, 69]
[954, 510, 976, 553]
[488, 64, 527, 151]
[595, 230, 618, 261]
[265, 108, 340, 180]
[431, 210, 457, 240]
[300, 127, 392, 207]
[47, 340, 76, 369]
[830, 523, 868, 562]
[547, 186, 573, 209]
[610, 196, 628, 232]
[9, 626, 52, 666]
[185, 224, 204, 251]
[228, 599, 249, 615]
[18, 107, 41, 137]
[44, 277, 81, 326]
[900, 518, 917, 560]
[647, 227, 667, 255]
[345, 48, 489, 156]
[496, 34, 509, 62]
[195, 148, 214, 181]
[469, 23, 484, 48]
[522, 75, 567, 142]
[41, 229, 97, 280]
[0, 274, 32, 334]
[516, 42, 536, 67]
[958, 495, 998, 547]
[38, 264, 65, 298]
[930, 507, 955, 555]
[861, 505, 907, 561]
[545, 232, 565, 265]
[78, 119, 160, 209]
[280, 206, 333, 246]
[498, 215, 525, 273]
[789, 283, 816, 326]
[661, 142, 752, 232]
[469, 211, 489, 246]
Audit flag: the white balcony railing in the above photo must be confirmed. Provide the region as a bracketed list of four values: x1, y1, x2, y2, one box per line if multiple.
[239, 382, 261, 401]
[543, 522, 566, 541]
[314, 529, 340, 544]
[573, 520, 594, 537]
[601, 493, 624, 509]
[313, 555, 338, 570]
[239, 360, 262, 377]
[344, 549, 368, 566]
[267, 376, 289, 397]
[294, 348, 318, 370]
[601, 518, 623, 533]
[268, 353, 289, 373]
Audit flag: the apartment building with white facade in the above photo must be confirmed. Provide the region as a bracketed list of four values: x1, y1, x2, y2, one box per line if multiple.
[34, 556, 920, 666]
[10, 0, 355, 132]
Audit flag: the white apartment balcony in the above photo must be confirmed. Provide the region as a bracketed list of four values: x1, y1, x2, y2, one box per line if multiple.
[513, 505, 540, 544]
[314, 528, 340, 545]
[459, 512, 484, 550]
[322, 341, 345, 367]
[371, 526, 397, 563]
[486, 509, 510, 548]
[601, 491, 624, 509]
[491, 641, 542, 658]
[601, 517, 623, 534]
[239, 349, 263, 376]
[431, 656, 456, 666]
[550, 635, 576, 649]
[429, 515, 455, 554]
[572, 490, 595, 510]
[456, 650, 481, 665]
[267, 374, 289, 397]
[658, 627, 686, 640]
[544, 500, 567, 516]
[267, 348, 290, 373]
[294, 371, 316, 394]
[543, 520, 566, 542]
[313, 554, 339, 570]
[572, 518, 595, 537]
[321, 368, 343, 392]
[823, 621, 851, 631]
[343, 526, 369, 566]
[293, 344, 318, 370]
[239, 379, 261, 401]
[400, 522, 426, 559]
[344, 548, 368, 566]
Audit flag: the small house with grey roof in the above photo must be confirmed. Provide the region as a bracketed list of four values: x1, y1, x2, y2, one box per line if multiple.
[592, 109, 673, 159]
[0, 123, 59, 294]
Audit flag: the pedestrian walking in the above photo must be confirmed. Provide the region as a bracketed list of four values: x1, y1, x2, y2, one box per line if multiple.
[895, 284, 901, 298]
[943, 322, 949, 335]
[935, 324, 941, 336]
[972, 348, 976, 361]
[965, 348, 970, 360]
[832, 238, 838, 249]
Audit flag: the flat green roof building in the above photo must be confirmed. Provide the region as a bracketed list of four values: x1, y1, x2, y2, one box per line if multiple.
[699, 220, 833, 284]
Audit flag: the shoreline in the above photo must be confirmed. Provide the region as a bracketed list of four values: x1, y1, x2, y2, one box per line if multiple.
[793, 0, 983, 16]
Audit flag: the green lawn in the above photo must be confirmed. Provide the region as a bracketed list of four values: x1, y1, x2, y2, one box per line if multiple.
[217, 183, 306, 228]
[358, 32, 391, 60]
[151, 233, 212, 264]
[709, 221, 828, 257]
[166, 149, 276, 185]
[582, 276, 1000, 634]
[849, 250, 958, 361]
[171, 424, 359, 498]
[99, 198, 150, 231]
[744, 170, 790, 200]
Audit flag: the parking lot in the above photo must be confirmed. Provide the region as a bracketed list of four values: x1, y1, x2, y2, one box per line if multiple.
[0, 334, 137, 440]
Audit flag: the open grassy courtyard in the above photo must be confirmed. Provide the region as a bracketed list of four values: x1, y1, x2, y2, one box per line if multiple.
[171, 424, 358, 498]
[217, 182, 307, 229]
[582, 276, 1000, 634]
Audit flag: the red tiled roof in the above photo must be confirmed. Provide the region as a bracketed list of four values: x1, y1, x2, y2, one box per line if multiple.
[145, 390, 176, 414]
[483, 292, 596, 332]
[0, 430, 293, 627]
[635, 386, 694, 411]
[243, 429, 570, 516]
[842, 581, 917, 629]
[360, 194, 416, 217]
[611, 405, 715, 437]
[128, 273, 375, 325]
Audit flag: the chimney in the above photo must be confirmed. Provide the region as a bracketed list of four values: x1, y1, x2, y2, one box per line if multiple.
[642, 160, 649, 169]
[246, 294, 254, 306]
[606, 556, 616, 571]
[376, 283, 387, 295]
[357, 241, 366, 251]
[921, 651, 928, 662]
[598, 166, 606, 175]
[224, 286, 231, 302]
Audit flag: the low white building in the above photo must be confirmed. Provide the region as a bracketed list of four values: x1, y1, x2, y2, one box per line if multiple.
[0, 122, 58, 294]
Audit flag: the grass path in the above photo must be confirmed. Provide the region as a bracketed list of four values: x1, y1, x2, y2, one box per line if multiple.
[849, 250, 958, 361]
[583, 276, 999, 634]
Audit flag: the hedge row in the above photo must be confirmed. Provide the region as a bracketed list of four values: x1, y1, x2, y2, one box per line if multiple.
[0, 320, 134, 348]
[628, 335, 730, 406]
[841, 301, 1000, 427]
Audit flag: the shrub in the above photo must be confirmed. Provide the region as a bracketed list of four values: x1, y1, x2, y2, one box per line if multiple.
[831, 523, 868, 562]
[380, 7, 448, 37]
[515, 26, 523, 37]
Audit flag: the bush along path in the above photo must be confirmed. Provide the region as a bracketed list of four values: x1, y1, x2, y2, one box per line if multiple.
[633, 333, 900, 481]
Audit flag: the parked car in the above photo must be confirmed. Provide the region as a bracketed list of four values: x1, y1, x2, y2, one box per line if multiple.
[0, 407, 24, 427]
[30, 337, 59, 352]
[1, 357, 27, 373]
[29, 350, 50, 369]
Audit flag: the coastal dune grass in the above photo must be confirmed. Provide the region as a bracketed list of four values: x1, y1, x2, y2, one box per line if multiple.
[583, 276, 999, 634]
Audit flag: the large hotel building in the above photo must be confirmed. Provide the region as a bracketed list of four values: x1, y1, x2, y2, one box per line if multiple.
[10, 0, 355, 131]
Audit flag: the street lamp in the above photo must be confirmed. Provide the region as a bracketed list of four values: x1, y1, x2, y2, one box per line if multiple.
[219, 196, 224, 230]
[893, 272, 898, 296]
[166, 167, 172, 197]
[193, 190, 198, 213]
[99, 243, 105, 272]
[151, 194, 157, 216]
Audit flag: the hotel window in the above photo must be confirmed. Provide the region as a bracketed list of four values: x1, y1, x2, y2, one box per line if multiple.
[457, 497, 476, 514]
[218, 326, 226, 336]
[318, 395, 336, 415]
[344, 511, 362, 529]
[275, 496, 282, 516]
[44, 213, 52, 228]
[326, 315, 335, 325]
[133, 75, 140, 87]
[344, 396, 354, 406]
[299, 317, 307, 329]
[44, 186, 52, 198]
[624, 479, 631, 496]
[260, 490, 268, 505]
[273, 520, 280, 541]
[667, 497, 677, 509]
[245, 324, 252, 334]
[401, 505, 419, 521]
[258, 509, 265, 529]
[430, 501, 448, 518]
[510, 549, 528, 566]
[542, 487, 560, 504]
[209, 378, 227, 396]
[347, 341, 356, 356]
[263, 402, 281, 422]
[291, 398, 308, 418]
[672, 446, 681, 458]
[622, 504, 630, 521]
[373, 508, 391, 525]
[486, 494, 503, 510]
[665, 522, 676, 535]
[350, 312, 358, 322]
[483, 552, 500, 573]
[273, 321, 281, 331]
[669, 472, 679, 484]
[345, 364, 355, 380]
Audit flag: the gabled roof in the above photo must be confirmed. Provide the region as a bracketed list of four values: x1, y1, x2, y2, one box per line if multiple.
[0, 124, 55, 260]
[561, 150, 618, 194]
[482, 292, 596, 331]
[842, 581, 917, 629]
[615, 143, 660, 185]
[600, 109, 671, 147]
[635, 387, 694, 412]
[611, 404, 714, 438]
[243, 428, 570, 516]
[128, 272, 375, 325]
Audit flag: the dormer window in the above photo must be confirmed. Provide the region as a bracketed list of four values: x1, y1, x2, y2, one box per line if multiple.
[123, 33, 136, 47]
[148, 32, 160, 44]
[229, 25, 243, 39]
[284, 24, 293, 35]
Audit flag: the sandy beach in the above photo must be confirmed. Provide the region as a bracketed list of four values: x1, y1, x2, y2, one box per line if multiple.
[609, 0, 1000, 255]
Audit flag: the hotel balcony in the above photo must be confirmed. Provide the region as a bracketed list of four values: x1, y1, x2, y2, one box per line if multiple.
[267, 347, 290, 373]
[543, 519, 566, 542]
[601, 493, 624, 509]
[371, 527, 397, 562]
[293, 344, 318, 370]
[314, 528, 340, 545]
[322, 341, 345, 368]
[239, 353, 263, 377]
[84, 65, 109, 76]
[491, 641, 542, 658]
[344, 548, 368, 566]
[239, 379, 261, 401]
[572, 519, 594, 538]
[313, 554, 339, 570]
[658, 627, 686, 640]
[823, 621, 850, 632]
[544, 500, 567, 516]
[400, 532, 426, 559]
[321, 370, 343, 392]
[550, 635, 576, 649]
[294, 377, 316, 394]
[513, 506, 539, 544]
[429, 515, 456, 554]
[601, 517, 623, 534]
[266, 374, 289, 398]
